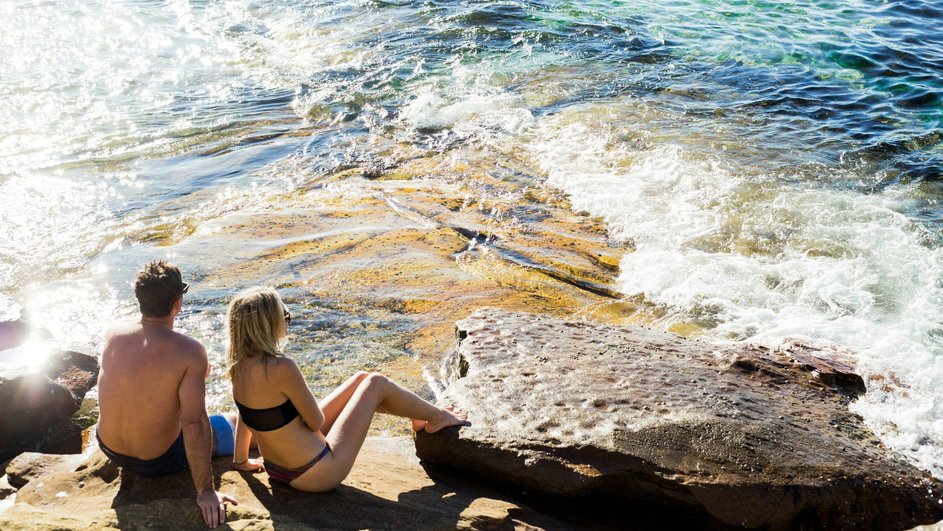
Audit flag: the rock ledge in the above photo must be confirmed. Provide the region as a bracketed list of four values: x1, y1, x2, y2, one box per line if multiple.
[0, 437, 567, 530]
[416, 308, 943, 530]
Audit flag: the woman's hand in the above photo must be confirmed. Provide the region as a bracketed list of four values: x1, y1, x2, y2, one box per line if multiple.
[233, 456, 264, 472]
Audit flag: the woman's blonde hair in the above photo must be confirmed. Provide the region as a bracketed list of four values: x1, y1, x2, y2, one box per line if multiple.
[226, 286, 288, 378]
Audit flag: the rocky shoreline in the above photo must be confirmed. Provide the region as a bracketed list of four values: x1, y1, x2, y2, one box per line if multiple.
[1, 437, 574, 530]
[3, 309, 943, 529]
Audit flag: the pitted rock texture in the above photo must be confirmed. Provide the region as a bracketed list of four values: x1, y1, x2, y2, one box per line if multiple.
[415, 309, 943, 530]
[0, 347, 99, 457]
[0, 437, 567, 530]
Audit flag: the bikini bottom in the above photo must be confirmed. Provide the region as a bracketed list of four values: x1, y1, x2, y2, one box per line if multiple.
[264, 442, 332, 486]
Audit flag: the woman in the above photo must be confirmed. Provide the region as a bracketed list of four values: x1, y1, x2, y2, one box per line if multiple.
[226, 286, 467, 491]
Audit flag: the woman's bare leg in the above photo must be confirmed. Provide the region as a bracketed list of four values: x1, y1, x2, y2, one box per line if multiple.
[291, 373, 467, 492]
[319, 371, 437, 433]
[317, 371, 369, 435]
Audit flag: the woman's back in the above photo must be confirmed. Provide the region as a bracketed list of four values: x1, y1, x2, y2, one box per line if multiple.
[231, 356, 327, 469]
[225, 285, 465, 492]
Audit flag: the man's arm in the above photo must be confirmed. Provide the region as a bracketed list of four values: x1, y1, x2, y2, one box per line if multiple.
[178, 343, 237, 528]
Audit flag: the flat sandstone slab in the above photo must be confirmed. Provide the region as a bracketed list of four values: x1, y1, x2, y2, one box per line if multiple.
[0, 437, 564, 530]
[415, 309, 943, 530]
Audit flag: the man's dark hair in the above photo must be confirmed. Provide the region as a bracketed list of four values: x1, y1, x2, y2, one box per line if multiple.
[134, 261, 186, 317]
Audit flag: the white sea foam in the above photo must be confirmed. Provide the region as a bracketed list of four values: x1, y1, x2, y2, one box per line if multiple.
[526, 111, 943, 478]
[402, 89, 535, 135]
[189, 0, 376, 91]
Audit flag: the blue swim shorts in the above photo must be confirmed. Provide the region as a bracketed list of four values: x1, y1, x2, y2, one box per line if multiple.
[209, 414, 235, 457]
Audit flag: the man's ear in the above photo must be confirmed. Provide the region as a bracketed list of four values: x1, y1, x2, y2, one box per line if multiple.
[172, 296, 183, 315]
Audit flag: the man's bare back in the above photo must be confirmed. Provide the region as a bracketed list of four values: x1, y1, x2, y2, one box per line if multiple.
[95, 260, 236, 528]
[97, 320, 207, 459]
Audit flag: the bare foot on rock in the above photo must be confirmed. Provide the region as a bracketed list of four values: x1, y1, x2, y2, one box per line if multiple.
[423, 406, 468, 434]
[413, 405, 458, 432]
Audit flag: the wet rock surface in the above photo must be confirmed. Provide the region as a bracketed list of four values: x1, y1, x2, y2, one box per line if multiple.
[0, 437, 567, 530]
[415, 309, 943, 530]
[0, 347, 99, 459]
[179, 159, 626, 433]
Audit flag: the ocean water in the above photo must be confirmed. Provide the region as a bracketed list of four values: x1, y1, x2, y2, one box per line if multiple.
[2, 0, 942, 477]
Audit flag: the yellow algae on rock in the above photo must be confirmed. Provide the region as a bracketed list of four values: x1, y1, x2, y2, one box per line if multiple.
[667, 321, 705, 338]
[161, 152, 629, 436]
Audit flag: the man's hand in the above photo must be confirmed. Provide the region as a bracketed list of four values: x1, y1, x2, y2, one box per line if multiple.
[234, 456, 265, 472]
[196, 489, 238, 528]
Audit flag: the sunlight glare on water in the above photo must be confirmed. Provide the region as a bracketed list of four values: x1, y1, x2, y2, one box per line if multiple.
[0, 175, 116, 290]
[0, 1, 244, 172]
[0, 340, 56, 373]
[24, 280, 122, 353]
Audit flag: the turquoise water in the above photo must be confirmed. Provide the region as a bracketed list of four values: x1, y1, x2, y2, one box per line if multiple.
[1, 0, 942, 476]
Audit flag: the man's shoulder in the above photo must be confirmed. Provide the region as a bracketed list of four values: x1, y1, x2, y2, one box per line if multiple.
[168, 330, 207, 357]
[105, 320, 142, 339]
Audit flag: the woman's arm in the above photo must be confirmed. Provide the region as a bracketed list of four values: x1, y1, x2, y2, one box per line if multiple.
[278, 358, 325, 433]
[232, 415, 263, 472]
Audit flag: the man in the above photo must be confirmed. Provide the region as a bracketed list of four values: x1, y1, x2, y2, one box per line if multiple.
[97, 260, 239, 528]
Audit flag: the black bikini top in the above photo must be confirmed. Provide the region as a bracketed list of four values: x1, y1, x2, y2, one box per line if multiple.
[234, 398, 300, 432]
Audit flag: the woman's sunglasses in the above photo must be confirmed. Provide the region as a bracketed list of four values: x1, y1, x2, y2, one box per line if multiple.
[283, 308, 291, 325]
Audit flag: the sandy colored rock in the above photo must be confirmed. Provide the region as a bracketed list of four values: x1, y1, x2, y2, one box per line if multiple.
[171, 164, 626, 433]
[415, 309, 943, 530]
[0, 436, 566, 530]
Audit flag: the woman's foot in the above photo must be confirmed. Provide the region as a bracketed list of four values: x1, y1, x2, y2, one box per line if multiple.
[412, 405, 457, 432]
[423, 406, 468, 434]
